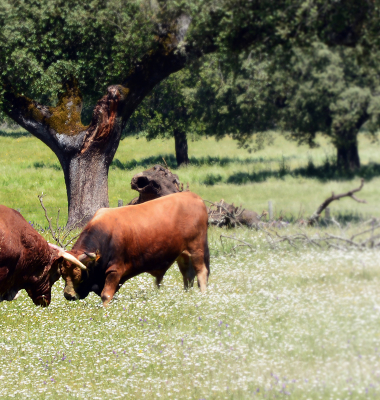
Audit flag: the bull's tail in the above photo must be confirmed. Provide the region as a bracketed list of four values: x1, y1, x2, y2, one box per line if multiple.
[204, 232, 210, 275]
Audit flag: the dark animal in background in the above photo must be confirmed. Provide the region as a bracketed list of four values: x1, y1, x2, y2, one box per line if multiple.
[60, 192, 210, 306]
[0, 205, 84, 306]
[128, 164, 184, 205]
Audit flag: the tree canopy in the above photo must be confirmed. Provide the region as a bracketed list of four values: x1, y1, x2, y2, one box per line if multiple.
[274, 43, 380, 169]
[1, 0, 378, 224]
[1, 0, 376, 110]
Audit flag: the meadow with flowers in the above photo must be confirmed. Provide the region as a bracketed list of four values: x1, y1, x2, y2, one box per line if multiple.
[0, 226, 379, 399]
[0, 130, 380, 399]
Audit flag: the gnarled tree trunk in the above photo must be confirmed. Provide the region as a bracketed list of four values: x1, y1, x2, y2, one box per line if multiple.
[174, 129, 189, 167]
[63, 152, 113, 227]
[3, 15, 193, 227]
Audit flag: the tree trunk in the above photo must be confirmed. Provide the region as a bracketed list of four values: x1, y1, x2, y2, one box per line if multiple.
[3, 15, 193, 227]
[174, 129, 189, 167]
[336, 133, 360, 171]
[63, 152, 111, 227]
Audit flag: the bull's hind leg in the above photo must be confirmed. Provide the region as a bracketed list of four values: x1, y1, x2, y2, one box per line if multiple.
[177, 252, 195, 290]
[190, 239, 210, 293]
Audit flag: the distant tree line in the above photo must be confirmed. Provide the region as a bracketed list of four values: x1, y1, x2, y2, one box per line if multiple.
[128, 41, 380, 170]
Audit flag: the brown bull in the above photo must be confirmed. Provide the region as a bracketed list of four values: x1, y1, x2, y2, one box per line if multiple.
[60, 192, 210, 306]
[0, 205, 84, 306]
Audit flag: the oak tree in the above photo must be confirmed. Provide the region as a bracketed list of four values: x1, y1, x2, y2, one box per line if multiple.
[0, 0, 376, 224]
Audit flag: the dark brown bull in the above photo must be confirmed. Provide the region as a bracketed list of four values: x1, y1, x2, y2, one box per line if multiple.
[60, 192, 210, 306]
[0, 205, 84, 306]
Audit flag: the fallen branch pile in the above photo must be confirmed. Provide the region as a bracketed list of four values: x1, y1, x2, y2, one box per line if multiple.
[217, 217, 380, 255]
[206, 199, 266, 228]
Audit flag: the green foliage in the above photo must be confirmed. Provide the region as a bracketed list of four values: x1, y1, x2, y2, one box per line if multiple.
[192, 41, 380, 166]
[125, 65, 205, 141]
[1, 0, 377, 113]
[126, 50, 277, 152]
[193, 51, 277, 151]
[277, 43, 380, 147]
[0, 0, 156, 107]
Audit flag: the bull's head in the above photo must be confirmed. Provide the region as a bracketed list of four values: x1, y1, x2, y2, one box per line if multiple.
[54, 247, 99, 301]
[21, 244, 82, 307]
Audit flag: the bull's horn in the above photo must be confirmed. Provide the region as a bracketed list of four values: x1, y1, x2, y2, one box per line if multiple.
[78, 252, 96, 262]
[48, 243, 63, 252]
[61, 253, 87, 270]
[48, 243, 87, 270]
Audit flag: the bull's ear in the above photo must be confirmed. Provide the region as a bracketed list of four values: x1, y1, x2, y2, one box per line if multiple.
[50, 257, 63, 278]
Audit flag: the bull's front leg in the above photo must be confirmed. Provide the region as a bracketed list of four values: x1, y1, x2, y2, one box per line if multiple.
[101, 267, 123, 307]
[148, 268, 169, 288]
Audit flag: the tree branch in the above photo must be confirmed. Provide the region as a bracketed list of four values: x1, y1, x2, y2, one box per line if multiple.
[2, 79, 86, 155]
[204, 199, 244, 228]
[38, 193, 85, 249]
[308, 179, 366, 225]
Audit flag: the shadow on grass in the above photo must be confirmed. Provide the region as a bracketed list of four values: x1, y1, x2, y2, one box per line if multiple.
[0, 130, 31, 138]
[333, 211, 367, 225]
[31, 161, 62, 171]
[225, 161, 380, 185]
[29, 153, 380, 185]
[257, 210, 369, 226]
[110, 154, 296, 171]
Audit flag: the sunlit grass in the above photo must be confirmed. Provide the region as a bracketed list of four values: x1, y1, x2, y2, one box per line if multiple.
[1, 131, 379, 226]
[0, 227, 379, 399]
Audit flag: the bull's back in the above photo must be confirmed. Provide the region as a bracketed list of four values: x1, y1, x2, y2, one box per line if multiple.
[76, 192, 208, 271]
[0, 205, 51, 282]
[0, 206, 23, 261]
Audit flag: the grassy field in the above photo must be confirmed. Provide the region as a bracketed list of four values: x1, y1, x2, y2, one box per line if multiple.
[0, 227, 380, 399]
[0, 128, 379, 225]
[0, 128, 380, 399]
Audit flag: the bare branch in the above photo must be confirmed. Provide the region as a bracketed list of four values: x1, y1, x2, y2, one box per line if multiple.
[351, 223, 380, 240]
[325, 233, 360, 247]
[360, 233, 380, 247]
[63, 232, 82, 249]
[162, 157, 169, 170]
[308, 179, 366, 225]
[38, 193, 86, 249]
[38, 194, 62, 247]
[220, 235, 254, 251]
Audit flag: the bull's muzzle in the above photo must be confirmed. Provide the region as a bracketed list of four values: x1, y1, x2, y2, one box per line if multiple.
[64, 288, 80, 301]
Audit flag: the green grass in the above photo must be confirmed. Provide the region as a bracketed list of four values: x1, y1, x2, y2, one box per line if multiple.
[0, 227, 380, 399]
[1, 129, 380, 398]
[0, 130, 379, 225]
